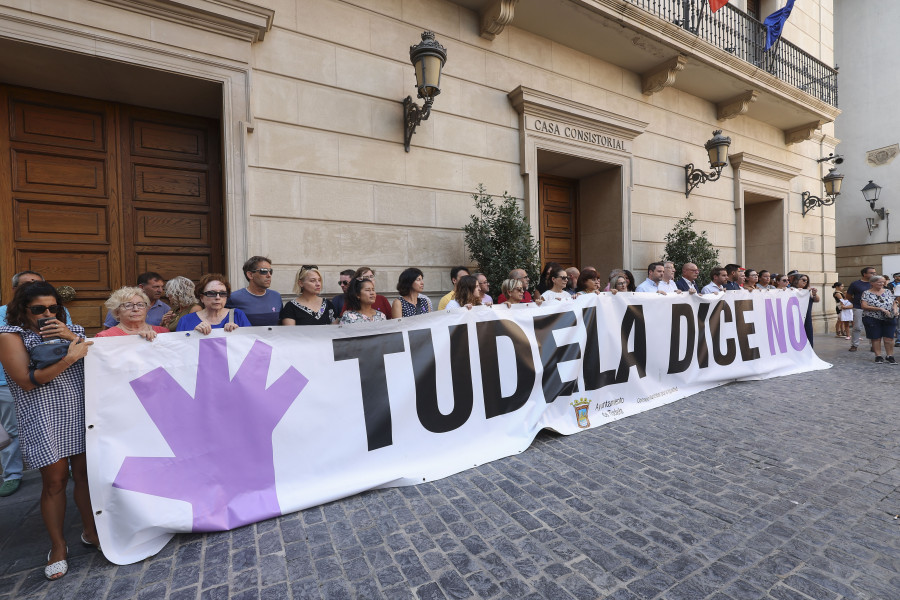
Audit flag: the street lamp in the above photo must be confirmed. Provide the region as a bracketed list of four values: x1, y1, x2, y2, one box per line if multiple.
[685, 130, 732, 197]
[403, 31, 447, 152]
[800, 167, 844, 217]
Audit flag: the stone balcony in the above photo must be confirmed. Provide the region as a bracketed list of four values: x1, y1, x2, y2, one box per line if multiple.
[451, 0, 840, 144]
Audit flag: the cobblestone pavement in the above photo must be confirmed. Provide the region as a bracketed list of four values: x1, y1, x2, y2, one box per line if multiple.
[1, 335, 898, 600]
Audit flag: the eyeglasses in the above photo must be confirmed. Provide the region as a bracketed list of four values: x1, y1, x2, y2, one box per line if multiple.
[202, 291, 228, 298]
[27, 304, 60, 315]
[119, 302, 148, 310]
[251, 268, 274, 275]
[339, 280, 350, 286]
[555, 275, 568, 280]
[301, 265, 317, 270]
[779, 279, 789, 282]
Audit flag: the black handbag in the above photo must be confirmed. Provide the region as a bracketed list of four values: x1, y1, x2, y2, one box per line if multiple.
[29, 339, 72, 370]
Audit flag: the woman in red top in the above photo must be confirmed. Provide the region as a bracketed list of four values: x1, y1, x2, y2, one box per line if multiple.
[95, 287, 169, 340]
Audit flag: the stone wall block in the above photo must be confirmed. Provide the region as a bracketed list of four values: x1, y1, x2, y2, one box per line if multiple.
[248, 168, 302, 218]
[300, 176, 374, 222]
[253, 122, 340, 175]
[374, 185, 436, 227]
[338, 137, 407, 184]
[254, 29, 336, 85]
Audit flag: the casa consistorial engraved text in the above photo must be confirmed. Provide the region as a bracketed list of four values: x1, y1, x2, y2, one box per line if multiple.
[531, 118, 626, 151]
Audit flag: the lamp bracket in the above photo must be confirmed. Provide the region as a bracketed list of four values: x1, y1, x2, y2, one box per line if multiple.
[874, 206, 887, 220]
[685, 163, 724, 198]
[403, 96, 433, 152]
[801, 190, 836, 217]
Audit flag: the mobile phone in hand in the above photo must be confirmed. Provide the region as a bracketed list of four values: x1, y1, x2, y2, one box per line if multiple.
[37, 317, 54, 329]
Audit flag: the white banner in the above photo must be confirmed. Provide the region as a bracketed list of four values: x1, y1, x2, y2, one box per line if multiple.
[85, 290, 829, 564]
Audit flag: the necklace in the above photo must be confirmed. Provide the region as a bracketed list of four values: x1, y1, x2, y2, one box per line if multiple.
[119, 323, 147, 335]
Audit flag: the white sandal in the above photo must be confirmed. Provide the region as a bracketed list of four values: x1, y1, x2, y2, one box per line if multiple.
[44, 547, 68, 580]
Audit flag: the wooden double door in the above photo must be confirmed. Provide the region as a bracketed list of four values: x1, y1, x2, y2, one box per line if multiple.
[0, 86, 223, 334]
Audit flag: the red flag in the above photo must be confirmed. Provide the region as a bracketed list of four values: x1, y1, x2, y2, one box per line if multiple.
[709, 0, 730, 11]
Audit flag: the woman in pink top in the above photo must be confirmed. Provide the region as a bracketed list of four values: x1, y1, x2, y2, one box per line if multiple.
[95, 287, 168, 340]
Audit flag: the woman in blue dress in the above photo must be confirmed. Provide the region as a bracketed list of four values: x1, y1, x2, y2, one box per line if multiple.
[176, 273, 252, 334]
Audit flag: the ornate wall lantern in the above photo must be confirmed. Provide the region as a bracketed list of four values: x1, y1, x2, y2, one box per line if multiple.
[403, 31, 447, 152]
[685, 130, 732, 197]
[801, 167, 844, 217]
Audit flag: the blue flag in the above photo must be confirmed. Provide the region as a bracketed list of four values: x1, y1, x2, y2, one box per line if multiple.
[764, 0, 796, 50]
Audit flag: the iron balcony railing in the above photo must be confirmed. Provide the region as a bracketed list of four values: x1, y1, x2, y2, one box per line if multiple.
[625, 0, 838, 106]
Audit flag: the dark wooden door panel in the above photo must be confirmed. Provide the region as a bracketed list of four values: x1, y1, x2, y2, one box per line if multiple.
[538, 175, 578, 269]
[0, 85, 223, 335]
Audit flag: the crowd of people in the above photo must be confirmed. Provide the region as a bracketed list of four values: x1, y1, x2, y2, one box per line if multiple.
[1, 256, 898, 580]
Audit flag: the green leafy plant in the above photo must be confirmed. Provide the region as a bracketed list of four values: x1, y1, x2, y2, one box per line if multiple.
[463, 184, 541, 297]
[662, 212, 720, 288]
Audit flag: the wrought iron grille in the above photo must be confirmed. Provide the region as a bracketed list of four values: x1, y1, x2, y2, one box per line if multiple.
[624, 0, 838, 106]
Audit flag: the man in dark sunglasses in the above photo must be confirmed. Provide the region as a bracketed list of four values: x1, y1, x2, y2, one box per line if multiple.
[331, 269, 356, 315]
[226, 256, 283, 327]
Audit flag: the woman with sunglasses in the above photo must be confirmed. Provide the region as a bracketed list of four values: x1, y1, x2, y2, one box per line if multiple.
[541, 268, 574, 303]
[773, 274, 790, 290]
[0, 282, 96, 580]
[176, 274, 251, 334]
[280, 267, 336, 326]
[500, 278, 543, 307]
[95, 287, 169, 340]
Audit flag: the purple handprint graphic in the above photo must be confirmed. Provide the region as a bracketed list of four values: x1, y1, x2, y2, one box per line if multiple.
[113, 338, 308, 531]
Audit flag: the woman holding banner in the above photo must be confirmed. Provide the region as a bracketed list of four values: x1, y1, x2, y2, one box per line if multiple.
[793, 274, 819, 347]
[575, 269, 602, 296]
[445, 275, 483, 310]
[0, 282, 97, 580]
[280, 267, 337, 326]
[95, 287, 169, 340]
[341, 278, 387, 324]
[176, 274, 252, 334]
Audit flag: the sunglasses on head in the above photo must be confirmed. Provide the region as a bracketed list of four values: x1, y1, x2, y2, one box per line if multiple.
[202, 291, 228, 298]
[28, 304, 59, 315]
[251, 268, 274, 275]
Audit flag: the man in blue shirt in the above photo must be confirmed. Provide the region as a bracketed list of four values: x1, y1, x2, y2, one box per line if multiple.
[0, 270, 58, 496]
[103, 272, 170, 328]
[227, 256, 283, 327]
[724, 264, 744, 290]
[636, 262, 666, 294]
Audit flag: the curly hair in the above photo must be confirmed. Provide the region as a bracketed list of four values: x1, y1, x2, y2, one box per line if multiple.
[164, 276, 197, 311]
[5, 281, 66, 329]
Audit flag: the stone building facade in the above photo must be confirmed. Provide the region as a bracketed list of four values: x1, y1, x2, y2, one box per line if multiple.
[0, 0, 839, 331]
[833, 0, 900, 284]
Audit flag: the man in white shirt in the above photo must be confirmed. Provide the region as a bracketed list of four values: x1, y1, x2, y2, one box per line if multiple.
[701, 266, 729, 294]
[636, 262, 666, 294]
[657, 261, 680, 294]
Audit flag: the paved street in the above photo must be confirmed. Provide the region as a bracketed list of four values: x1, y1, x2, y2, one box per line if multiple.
[0, 334, 898, 600]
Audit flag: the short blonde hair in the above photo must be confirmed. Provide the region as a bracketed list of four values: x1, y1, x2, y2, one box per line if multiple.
[105, 287, 150, 322]
[293, 267, 323, 295]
